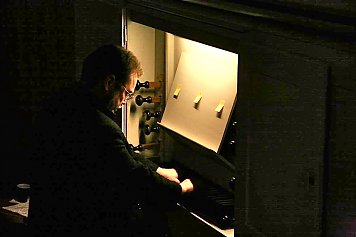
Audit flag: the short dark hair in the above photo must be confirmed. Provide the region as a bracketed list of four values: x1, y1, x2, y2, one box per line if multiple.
[80, 44, 142, 87]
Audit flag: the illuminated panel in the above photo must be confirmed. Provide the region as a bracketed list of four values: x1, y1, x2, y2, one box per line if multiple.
[160, 40, 238, 153]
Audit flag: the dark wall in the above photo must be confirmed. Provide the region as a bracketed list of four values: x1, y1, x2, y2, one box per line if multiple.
[0, 0, 75, 196]
[0, 0, 123, 197]
[239, 0, 356, 16]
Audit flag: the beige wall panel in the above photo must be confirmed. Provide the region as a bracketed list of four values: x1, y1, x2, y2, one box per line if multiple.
[160, 49, 238, 153]
[127, 21, 156, 145]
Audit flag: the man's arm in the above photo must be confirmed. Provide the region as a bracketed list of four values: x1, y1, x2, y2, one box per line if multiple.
[131, 151, 159, 171]
[98, 122, 193, 204]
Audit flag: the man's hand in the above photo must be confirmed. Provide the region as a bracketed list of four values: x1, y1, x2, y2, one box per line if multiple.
[156, 167, 180, 184]
[180, 179, 194, 193]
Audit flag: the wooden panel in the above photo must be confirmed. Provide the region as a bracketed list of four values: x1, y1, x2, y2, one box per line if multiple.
[236, 43, 328, 237]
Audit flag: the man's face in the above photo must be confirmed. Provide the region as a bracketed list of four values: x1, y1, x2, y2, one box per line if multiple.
[114, 73, 138, 111]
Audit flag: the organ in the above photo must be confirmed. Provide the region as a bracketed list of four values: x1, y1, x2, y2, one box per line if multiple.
[124, 17, 238, 237]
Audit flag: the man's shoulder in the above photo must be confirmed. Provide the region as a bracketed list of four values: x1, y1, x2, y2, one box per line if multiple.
[96, 109, 121, 129]
[93, 108, 126, 134]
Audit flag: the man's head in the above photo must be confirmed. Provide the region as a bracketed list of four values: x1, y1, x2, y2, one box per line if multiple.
[81, 44, 142, 111]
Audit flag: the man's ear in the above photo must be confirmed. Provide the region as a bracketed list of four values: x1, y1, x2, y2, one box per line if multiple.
[104, 74, 116, 92]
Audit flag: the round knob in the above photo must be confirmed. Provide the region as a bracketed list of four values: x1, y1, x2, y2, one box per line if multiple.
[222, 215, 231, 223]
[144, 124, 160, 135]
[135, 95, 152, 106]
[130, 144, 144, 151]
[229, 177, 236, 190]
[144, 110, 161, 120]
[135, 80, 150, 91]
[221, 215, 235, 229]
[226, 140, 236, 155]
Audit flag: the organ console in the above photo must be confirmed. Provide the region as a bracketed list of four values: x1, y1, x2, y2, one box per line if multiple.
[169, 159, 235, 230]
[144, 124, 160, 135]
[126, 21, 237, 236]
[144, 110, 161, 120]
[135, 80, 162, 91]
[135, 95, 161, 106]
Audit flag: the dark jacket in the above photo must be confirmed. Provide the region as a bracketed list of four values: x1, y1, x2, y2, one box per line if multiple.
[28, 83, 181, 237]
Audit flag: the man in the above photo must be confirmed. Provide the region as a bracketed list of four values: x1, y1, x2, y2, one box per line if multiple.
[28, 45, 193, 237]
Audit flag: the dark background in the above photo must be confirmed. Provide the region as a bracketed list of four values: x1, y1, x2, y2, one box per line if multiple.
[0, 0, 75, 196]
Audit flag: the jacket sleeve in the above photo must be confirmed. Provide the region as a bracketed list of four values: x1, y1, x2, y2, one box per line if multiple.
[131, 150, 159, 171]
[96, 118, 182, 206]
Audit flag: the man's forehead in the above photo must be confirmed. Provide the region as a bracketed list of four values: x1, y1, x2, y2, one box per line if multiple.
[130, 72, 139, 79]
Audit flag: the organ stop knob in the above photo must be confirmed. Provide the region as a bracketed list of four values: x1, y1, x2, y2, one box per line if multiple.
[144, 110, 161, 120]
[135, 95, 161, 106]
[135, 80, 161, 91]
[130, 143, 160, 151]
[144, 124, 160, 135]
